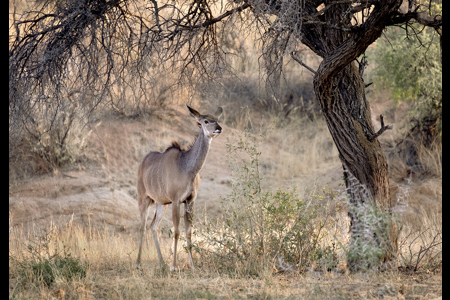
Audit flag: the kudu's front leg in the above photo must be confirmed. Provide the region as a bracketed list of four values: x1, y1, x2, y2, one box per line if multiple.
[171, 202, 180, 271]
[184, 201, 195, 270]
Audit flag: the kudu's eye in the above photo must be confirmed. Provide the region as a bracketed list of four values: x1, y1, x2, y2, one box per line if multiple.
[204, 120, 209, 124]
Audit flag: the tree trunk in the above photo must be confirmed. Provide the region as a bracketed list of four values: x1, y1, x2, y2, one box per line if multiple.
[314, 61, 398, 270]
[284, 0, 404, 271]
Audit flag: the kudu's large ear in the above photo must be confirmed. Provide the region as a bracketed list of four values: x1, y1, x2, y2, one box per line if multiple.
[186, 104, 201, 120]
[214, 107, 223, 120]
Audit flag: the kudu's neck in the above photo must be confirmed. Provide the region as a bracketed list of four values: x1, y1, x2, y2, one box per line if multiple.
[181, 128, 211, 176]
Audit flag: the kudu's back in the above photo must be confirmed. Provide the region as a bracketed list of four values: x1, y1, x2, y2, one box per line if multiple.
[137, 144, 198, 206]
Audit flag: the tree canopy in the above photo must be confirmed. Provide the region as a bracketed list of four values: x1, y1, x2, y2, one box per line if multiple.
[9, 0, 442, 114]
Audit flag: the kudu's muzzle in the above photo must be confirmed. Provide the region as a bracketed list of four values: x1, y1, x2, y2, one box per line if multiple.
[214, 125, 222, 134]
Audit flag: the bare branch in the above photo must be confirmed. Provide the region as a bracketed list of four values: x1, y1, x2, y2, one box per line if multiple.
[369, 115, 393, 142]
[290, 51, 316, 74]
[178, 3, 251, 30]
[388, 9, 442, 29]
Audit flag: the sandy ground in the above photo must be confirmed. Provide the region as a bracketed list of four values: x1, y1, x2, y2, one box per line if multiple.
[9, 104, 441, 238]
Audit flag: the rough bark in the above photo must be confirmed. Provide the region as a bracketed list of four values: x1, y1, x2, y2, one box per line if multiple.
[315, 62, 398, 269]
[295, 0, 404, 269]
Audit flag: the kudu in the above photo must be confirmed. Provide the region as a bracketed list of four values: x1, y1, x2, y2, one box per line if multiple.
[135, 105, 222, 270]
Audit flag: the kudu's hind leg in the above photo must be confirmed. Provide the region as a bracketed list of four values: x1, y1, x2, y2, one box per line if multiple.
[150, 203, 167, 266]
[136, 201, 150, 269]
[184, 201, 195, 270]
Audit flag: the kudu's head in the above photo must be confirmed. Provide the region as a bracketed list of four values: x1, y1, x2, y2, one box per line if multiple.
[187, 105, 222, 138]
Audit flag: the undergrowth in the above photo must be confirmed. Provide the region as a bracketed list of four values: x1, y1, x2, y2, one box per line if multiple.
[10, 229, 88, 289]
[193, 130, 341, 276]
[191, 130, 441, 276]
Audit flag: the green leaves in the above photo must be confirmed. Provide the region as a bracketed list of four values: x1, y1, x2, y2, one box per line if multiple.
[367, 24, 442, 137]
[369, 26, 441, 103]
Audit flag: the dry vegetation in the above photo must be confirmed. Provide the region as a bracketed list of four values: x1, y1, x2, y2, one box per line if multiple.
[9, 1, 441, 299]
[9, 90, 442, 299]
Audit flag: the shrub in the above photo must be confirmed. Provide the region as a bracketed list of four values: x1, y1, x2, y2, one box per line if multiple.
[9, 93, 91, 181]
[193, 131, 339, 276]
[11, 230, 88, 287]
[344, 200, 397, 271]
[397, 206, 442, 275]
[368, 25, 441, 150]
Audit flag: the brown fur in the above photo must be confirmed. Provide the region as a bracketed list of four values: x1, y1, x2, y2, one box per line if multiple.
[165, 134, 200, 153]
[165, 141, 182, 151]
[135, 105, 222, 271]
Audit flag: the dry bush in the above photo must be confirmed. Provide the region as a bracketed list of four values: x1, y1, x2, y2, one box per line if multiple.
[417, 142, 442, 177]
[385, 137, 442, 180]
[9, 93, 92, 183]
[397, 205, 442, 275]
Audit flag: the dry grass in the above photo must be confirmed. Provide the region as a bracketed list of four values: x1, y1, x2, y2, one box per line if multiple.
[9, 98, 442, 300]
[9, 207, 442, 300]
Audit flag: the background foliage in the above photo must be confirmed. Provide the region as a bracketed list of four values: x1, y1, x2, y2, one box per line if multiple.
[368, 24, 442, 138]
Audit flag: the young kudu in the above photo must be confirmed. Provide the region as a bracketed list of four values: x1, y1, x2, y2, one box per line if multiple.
[135, 105, 222, 270]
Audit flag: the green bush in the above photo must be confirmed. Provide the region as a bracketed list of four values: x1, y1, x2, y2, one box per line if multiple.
[12, 231, 88, 287]
[193, 131, 339, 276]
[24, 255, 87, 287]
[367, 25, 441, 139]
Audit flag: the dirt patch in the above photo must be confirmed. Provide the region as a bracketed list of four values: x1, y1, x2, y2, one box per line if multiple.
[9, 115, 235, 234]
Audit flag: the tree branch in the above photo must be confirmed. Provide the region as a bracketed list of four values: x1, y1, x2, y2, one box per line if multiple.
[388, 10, 442, 28]
[178, 3, 250, 30]
[290, 51, 316, 74]
[369, 115, 393, 141]
[313, 0, 403, 96]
